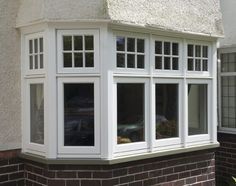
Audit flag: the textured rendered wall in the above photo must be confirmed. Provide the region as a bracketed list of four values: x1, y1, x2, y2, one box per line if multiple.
[0, 0, 21, 151]
[219, 0, 236, 47]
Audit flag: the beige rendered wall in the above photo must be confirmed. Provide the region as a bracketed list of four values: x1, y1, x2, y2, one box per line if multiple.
[0, 0, 21, 151]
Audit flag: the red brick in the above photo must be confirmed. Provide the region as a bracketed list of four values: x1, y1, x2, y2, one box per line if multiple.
[66, 180, 80, 186]
[81, 180, 101, 186]
[120, 175, 135, 184]
[48, 180, 66, 186]
[135, 172, 148, 181]
[93, 171, 112, 178]
[113, 168, 128, 177]
[57, 171, 77, 178]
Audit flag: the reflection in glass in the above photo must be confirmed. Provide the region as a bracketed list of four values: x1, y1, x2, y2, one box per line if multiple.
[156, 84, 178, 139]
[116, 37, 125, 51]
[188, 84, 208, 135]
[64, 84, 94, 146]
[30, 84, 44, 144]
[117, 84, 144, 144]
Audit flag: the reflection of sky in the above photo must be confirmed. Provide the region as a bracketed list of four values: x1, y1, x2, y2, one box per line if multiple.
[117, 37, 125, 48]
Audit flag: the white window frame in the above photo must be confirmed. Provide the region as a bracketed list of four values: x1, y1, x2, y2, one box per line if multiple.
[186, 79, 212, 144]
[57, 77, 100, 157]
[25, 32, 45, 75]
[113, 77, 149, 156]
[57, 29, 100, 74]
[152, 78, 183, 150]
[24, 78, 46, 156]
[113, 31, 149, 74]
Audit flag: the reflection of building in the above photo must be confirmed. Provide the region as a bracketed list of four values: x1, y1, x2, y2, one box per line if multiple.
[0, 0, 224, 185]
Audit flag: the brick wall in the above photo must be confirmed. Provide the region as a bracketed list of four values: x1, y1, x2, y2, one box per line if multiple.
[24, 149, 216, 186]
[0, 149, 24, 186]
[216, 132, 236, 186]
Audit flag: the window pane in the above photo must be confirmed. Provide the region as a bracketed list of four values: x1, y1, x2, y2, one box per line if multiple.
[74, 53, 83, 67]
[188, 59, 194, 71]
[117, 83, 144, 144]
[137, 39, 145, 53]
[155, 56, 162, 69]
[34, 55, 38, 69]
[74, 36, 83, 50]
[221, 53, 236, 72]
[30, 84, 44, 144]
[188, 45, 194, 57]
[137, 55, 144, 69]
[188, 84, 208, 135]
[29, 56, 33, 69]
[85, 52, 94, 67]
[29, 40, 33, 54]
[63, 36, 72, 51]
[127, 54, 135, 68]
[64, 83, 94, 146]
[34, 39, 38, 53]
[117, 53, 125, 67]
[172, 43, 179, 56]
[203, 46, 208, 58]
[156, 84, 178, 139]
[40, 54, 43, 69]
[39, 38, 43, 53]
[164, 42, 171, 55]
[164, 57, 170, 69]
[127, 38, 135, 52]
[195, 59, 201, 71]
[117, 37, 125, 51]
[85, 36, 94, 50]
[155, 41, 162, 54]
[203, 60, 208, 71]
[195, 45, 201, 57]
[63, 53, 72, 67]
[172, 58, 179, 70]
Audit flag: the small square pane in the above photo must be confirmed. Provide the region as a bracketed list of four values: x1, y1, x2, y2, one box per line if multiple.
[34, 55, 38, 69]
[85, 36, 94, 50]
[164, 42, 171, 55]
[40, 54, 43, 69]
[116, 37, 125, 51]
[39, 38, 43, 53]
[127, 38, 135, 52]
[188, 45, 194, 57]
[85, 52, 94, 67]
[63, 36, 72, 51]
[164, 57, 170, 69]
[155, 41, 162, 54]
[74, 36, 83, 50]
[172, 58, 179, 70]
[127, 54, 135, 68]
[195, 45, 201, 57]
[172, 43, 179, 56]
[188, 58, 194, 71]
[29, 40, 33, 54]
[203, 46, 208, 58]
[29, 56, 33, 69]
[117, 53, 125, 68]
[195, 59, 201, 71]
[155, 56, 162, 69]
[137, 39, 145, 53]
[74, 53, 83, 67]
[137, 55, 144, 69]
[63, 53, 72, 67]
[34, 39, 38, 53]
[203, 60, 208, 71]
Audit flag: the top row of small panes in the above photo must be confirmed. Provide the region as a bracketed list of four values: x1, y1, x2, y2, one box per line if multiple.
[188, 45, 208, 58]
[117, 37, 145, 53]
[63, 35, 94, 51]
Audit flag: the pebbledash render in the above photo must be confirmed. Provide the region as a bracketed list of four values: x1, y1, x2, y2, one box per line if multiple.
[0, 0, 224, 185]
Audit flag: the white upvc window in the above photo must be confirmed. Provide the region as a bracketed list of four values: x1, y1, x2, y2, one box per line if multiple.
[57, 30, 100, 73]
[57, 77, 100, 157]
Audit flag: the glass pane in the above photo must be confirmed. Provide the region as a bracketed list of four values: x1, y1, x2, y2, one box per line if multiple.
[63, 36, 72, 51]
[203, 46, 208, 58]
[63, 53, 72, 67]
[127, 38, 135, 52]
[117, 53, 125, 68]
[34, 55, 38, 69]
[203, 59, 208, 71]
[195, 59, 201, 71]
[164, 57, 170, 69]
[29, 40, 33, 54]
[164, 42, 171, 55]
[195, 45, 201, 57]
[117, 83, 144, 144]
[64, 84, 94, 146]
[172, 58, 179, 70]
[137, 39, 145, 53]
[74, 53, 83, 67]
[74, 36, 83, 50]
[172, 43, 179, 56]
[34, 39, 38, 53]
[155, 41, 162, 54]
[228, 53, 236, 72]
[39, 38, 43, 53]
[30, 84, 44, 144]
[188, 58, 194, 71]
[85, 36, 94, 50]
[188, 45, 194, 57]
[156, 84, 178, 139]
[221, 53, 228, 72]
[117, 37, 125, 51]
[29, 56, 33, 69]
[127, 54, 135, 68]
[40, 54, 43, 69]
[155, 56, 162, 69]
[188, 84, 208, 135]
[137, 55, 144, 69]
[85, 52, 94, 67]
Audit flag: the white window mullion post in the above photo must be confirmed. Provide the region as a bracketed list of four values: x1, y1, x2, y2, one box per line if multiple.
[150, 77, 155, 152]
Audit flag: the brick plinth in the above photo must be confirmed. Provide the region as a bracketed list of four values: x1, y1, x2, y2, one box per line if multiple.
[216, 132, 236, 186]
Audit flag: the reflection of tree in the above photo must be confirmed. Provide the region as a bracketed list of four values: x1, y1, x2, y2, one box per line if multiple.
[33, 99, 44, 144]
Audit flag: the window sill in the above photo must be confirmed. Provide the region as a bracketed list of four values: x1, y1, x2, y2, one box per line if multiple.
[20, 142, 219, 165]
